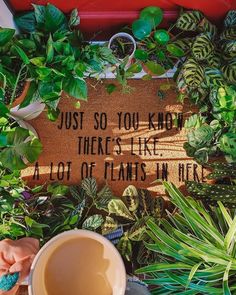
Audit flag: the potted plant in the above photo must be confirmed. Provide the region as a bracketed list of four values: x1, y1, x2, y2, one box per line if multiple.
[173, 10, 236, 164]
[108, 32, 136, 66]
[0, 27, 45, 121]
[131, 6, 185, 77]
[14, 4, 118, 121]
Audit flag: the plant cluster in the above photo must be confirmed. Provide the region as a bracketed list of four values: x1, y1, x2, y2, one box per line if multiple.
[137, 182, 236, 294]
[131, 6, 185, 77]
[174, 10, 236, 164]
[0, 176, 164, 266]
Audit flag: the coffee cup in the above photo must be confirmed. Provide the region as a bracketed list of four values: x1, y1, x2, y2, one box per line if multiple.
[28, 230, 126, 295]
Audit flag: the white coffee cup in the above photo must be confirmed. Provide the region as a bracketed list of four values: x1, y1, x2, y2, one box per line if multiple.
[28, 230, 126, 295]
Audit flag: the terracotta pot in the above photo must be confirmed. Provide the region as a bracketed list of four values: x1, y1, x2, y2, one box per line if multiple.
[10, 81, 45, 121]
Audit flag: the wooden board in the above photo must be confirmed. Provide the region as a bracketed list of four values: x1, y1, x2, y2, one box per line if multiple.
[22, 79, 208, 196]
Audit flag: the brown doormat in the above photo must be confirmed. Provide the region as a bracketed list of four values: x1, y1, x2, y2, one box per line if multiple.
[22, 79, 208, 196]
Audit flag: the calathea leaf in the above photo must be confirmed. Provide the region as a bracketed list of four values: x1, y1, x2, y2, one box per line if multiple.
[128, 217, 150, 241]
[137, 189, 154, 217]
[108, 199, 135, 221]
[95, 185, 114, 211]
[82, 214, 104, 230]
[176, 11, 203, 31]
[192, 33, 214, 61]
[101, 216, 118, 235]
[182, 58, 204, 88]
[122, 185, 139, 212]
[69, 9, 80, 27]
[81, 178, 97, 199]
[117, 232, 132, 261]
[0, 127, 42, 171]
[224, 10, 236, 28]
[69, 185, 86, 203]
[222, 60, 236, 83]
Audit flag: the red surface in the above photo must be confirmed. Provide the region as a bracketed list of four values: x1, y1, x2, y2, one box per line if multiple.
[8, 0, 179, 39]
[170, 0, 236, 20]
[8, 0, 178, 12]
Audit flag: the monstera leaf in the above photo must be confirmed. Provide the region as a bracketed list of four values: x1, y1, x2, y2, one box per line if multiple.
[0, 127, 42, 171]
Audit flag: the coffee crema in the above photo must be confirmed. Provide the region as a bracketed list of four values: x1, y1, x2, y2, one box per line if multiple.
[44, 237, 112, 295]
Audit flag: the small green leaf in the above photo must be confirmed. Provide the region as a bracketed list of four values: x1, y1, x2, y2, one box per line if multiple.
[154, 29, 170, 45]
[145, 61, 166, 75]
[47, 107, 60, 121]
[134, 49, 148, 61]
[167, 44, 185, 57]
[82, 214, 104, 230]
[69, 9, 80, 27]
[12, 45, 30, 64]
[140, 6, 163, 28]
[132, 19, 152, 40]
[106, 84, 117, 94]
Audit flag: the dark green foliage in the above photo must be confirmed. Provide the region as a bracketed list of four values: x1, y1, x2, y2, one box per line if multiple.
[186, 163, 236, 208]
[175, 10, 236, 164]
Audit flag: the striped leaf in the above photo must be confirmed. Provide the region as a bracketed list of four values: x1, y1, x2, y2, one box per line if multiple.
[182, 58, 204, 88]
[122, 185, 139, 212]
[222, 60, 236, 83]
[176, 11, 203, 31]
[224, 10, 236, 28]
[198, 17, 217, 37]
[101, 216, 118, 235]
[207, 53, 221, 68]
[221, 41, 236, 58]
[220, 28, 236, 41]
[171, 37, 194, 51]
[205, 67, 225, 87]
[192, 33, 214, 61]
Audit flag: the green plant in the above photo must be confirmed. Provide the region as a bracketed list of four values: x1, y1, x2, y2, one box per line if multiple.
[131, 6, 185, 77]
[137, 181, 236, 294]
[174, 10, 236, 163]
[186, 162, 236, 208]
[0, 113, 42, 171]
[0, 176, 163, 261]
[13, 4, 118, 120]
[103, 184, 164, 263]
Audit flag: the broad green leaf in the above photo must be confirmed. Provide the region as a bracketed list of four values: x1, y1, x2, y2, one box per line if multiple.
[0, 102, 9, 118]
[154, 29, 170, 45]
[47, 107, 60, 121]
[45, 4, 67, 32]
[82, 214, 104, 230]
[127, 63, 142, 73]
[14, 12, 36, 33]
[0, 28, 15, 46]
[132, 19, 152, 40]
[63, 76, 87, 100]
[108, 199, 135, 221]
[32, 4, 46, 28]
[140, 6, 163, 28]
[145, 61, 166, 76]
[0, 127, 42, 171]
[46, 35, 54, 63]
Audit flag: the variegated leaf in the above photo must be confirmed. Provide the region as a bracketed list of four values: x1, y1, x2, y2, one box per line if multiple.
[122, 185, 139, 212]
[96, 185, 114, 211]
[82, 214, 104, 230]
[108, 199, 135, 221]
[101, 216, 118, 235]
[117, 232, 132, 261]
[182, 58, 204, 88]
[81, 177, 97, 198]
[176, 11, 203, 31]
[192, 34, 213, 61]
[128, 217, 150, 241]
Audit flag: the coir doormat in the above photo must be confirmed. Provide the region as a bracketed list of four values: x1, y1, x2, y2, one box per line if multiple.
[22, 79, 208, 196]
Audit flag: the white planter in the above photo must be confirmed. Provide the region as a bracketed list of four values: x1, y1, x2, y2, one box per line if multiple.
[10, 101, 45, 121]
[108, 32, 136, 67]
